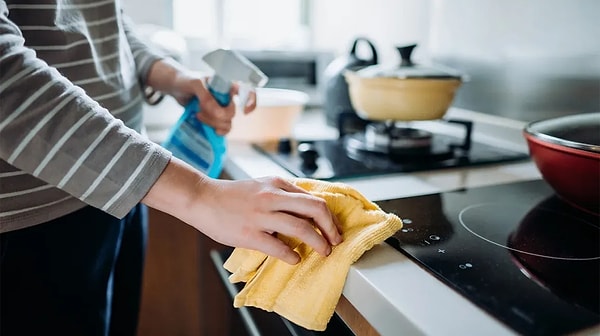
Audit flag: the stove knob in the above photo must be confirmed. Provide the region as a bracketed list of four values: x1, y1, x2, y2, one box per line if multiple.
[298, 143, 319, 170]
[277, 138, 292, 154]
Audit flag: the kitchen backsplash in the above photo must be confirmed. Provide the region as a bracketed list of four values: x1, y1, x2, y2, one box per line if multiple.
[427, 0, 600, 122]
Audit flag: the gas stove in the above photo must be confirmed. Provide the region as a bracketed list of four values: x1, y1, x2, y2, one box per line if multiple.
[377, 179, 599, 335]
[252, 112, 529, 180]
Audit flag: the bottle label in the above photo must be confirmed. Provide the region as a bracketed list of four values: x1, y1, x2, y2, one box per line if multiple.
[165, 114, 213, 171]
[163, 98, 226, 178]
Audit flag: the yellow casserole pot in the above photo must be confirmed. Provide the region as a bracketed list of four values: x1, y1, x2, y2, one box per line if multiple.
[344, 44, 465, 121]
[345, 72, 462, 121]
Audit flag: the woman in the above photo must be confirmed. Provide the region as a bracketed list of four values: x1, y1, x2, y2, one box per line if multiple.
[0, 1, 341, 335]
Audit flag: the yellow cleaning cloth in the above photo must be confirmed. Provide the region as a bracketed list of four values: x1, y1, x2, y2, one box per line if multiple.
[223, 178, 403, 331]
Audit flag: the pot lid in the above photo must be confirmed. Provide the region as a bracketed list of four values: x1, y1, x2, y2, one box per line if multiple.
[355, 44, 464, 80]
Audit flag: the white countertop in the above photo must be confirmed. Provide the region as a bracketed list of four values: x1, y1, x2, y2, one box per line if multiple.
[145, 103, 595, 336]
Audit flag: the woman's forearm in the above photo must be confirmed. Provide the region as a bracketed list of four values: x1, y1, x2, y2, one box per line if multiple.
[146, 58, 185, 95]
[141, 156, 208, 218]
[145, 57, 210, 106]
[141, 156, 341, 265]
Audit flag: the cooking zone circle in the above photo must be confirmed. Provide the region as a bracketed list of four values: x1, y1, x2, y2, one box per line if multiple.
[458, 203, 600, 261]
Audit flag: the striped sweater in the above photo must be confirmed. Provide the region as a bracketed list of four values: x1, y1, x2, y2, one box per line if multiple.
[0, 0, 172, 232]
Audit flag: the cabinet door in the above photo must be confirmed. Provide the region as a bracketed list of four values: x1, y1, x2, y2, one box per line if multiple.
[137, 208, 231, 336]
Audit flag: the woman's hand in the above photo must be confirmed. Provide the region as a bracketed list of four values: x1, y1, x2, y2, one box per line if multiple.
[146, 58, 257, 135]
[192, 176, 342, 264]
[142, 157, 343, 265]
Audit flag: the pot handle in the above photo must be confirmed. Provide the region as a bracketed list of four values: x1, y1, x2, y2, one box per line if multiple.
[349, 37, 378, 64]
[396, 44, 417, 66]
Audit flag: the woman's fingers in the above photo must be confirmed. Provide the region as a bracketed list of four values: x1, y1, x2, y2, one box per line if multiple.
[264, 212, 333, 258]
[250, 232, 301, 265]
[268, 178, 343, 247]
[188, 78, 236, 135]
[268, 176, 311, 194]
[195, 101, 234, 135]
[186, 77, 259, 135]
[331, 211, 343, 235]
[196, 112, 232, 135]
[229, 82, 258, 115]
[243, 90, 257, 114]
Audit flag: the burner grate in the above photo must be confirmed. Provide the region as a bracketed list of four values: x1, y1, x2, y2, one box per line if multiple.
[252, 111, 528, 180]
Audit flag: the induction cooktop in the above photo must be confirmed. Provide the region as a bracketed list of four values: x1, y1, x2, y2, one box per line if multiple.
[377, 179, 599, 336]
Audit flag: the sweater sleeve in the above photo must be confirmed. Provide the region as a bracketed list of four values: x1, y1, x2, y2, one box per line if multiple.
[0, 2, 172, 218]
[121, 12, 167, 105]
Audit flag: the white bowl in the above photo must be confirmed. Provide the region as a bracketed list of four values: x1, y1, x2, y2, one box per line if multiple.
[228, 88, 309, 142]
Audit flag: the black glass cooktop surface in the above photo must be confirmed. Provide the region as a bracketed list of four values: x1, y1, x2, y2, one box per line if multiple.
[252, 135, 529, 180]
[377, 179, 600, 336]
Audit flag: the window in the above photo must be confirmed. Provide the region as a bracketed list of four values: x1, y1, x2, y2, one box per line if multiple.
[172, 0, 310, 50]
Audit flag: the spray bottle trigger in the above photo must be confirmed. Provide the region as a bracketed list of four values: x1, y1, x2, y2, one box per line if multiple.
[208, 86, 231, 107]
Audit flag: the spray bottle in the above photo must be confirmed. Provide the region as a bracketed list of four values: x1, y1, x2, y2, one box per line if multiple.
[163, 49, 268, 178]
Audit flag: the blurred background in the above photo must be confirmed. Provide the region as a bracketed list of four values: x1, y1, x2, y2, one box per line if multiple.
[124, 0, 600, 121]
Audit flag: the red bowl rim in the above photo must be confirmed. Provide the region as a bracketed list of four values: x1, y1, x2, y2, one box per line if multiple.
[523, 113, 600, 155]
[524, 132, 600, 160]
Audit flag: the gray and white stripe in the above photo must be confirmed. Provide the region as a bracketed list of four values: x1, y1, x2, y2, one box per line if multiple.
[1, 0, 171, 232]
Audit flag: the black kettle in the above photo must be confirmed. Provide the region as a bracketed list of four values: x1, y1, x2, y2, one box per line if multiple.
[323, 37, 378, 128]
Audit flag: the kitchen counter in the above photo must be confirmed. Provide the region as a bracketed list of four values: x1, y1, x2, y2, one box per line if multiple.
[144, 103, 596, 335]
[222, 107, 546, 336]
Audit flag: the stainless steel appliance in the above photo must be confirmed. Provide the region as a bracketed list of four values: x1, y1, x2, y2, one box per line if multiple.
[238, 49, 334, 108]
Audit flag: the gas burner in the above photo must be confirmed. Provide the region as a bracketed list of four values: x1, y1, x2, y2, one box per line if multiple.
[363, 123, 433, 153]
[344, 119, 473, 163]
[346, 122, 437, 156]
[345, 131, 455, 163]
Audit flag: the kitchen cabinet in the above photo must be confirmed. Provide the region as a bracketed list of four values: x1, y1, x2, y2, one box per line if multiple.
[136, 207, 231, 336]
[336, 296, 380, 336]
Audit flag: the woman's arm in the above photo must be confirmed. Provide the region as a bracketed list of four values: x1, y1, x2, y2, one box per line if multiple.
[0, 2, 171, 219]
[142, 156, 342, 265]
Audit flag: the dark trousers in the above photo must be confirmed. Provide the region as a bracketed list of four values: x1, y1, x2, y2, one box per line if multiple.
[0, 204, 148, 336]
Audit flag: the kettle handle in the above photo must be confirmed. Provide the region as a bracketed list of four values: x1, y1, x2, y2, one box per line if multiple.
[349, 37, 378, 64]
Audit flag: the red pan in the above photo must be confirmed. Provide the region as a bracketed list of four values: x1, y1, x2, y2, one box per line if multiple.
[523, 113, 600, 215]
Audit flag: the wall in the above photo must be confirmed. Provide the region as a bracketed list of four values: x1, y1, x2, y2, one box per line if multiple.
[310, 0, 432, 64]
[122, 0, 172, 27]
[124, 0, 600, 121]
[428, 0, 599, 60]
[122, 0, 433, 64]
[427, 0, 600, 121]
